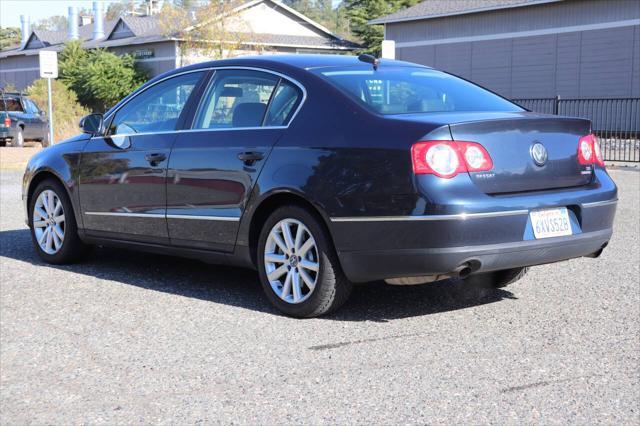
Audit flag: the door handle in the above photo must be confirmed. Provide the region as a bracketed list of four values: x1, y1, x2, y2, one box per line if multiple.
[145, 152, 167, 166]
[237, 151, 264, 165]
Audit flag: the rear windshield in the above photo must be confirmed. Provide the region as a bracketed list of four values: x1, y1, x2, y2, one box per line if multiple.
[1, 97, 24, 112]
[311, 66, 522, 115]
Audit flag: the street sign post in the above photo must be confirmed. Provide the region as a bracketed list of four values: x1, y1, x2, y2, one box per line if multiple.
[39, 51, 58, 145]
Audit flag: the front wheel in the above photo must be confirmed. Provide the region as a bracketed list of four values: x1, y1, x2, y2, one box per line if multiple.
[257, 205, 352, 317]
[463, 267, 529, 288]
[29, 179, 88, 264]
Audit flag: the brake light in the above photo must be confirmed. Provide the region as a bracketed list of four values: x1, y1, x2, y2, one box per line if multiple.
[411, 140, 493, 178]
[578, 134, 604, 167]
[2, 117, 9, 128]
[593, 137, 605, 167]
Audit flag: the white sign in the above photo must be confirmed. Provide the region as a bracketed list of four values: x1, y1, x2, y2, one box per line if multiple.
[39, 50, 58, 79]
[381, 40, 396, 60]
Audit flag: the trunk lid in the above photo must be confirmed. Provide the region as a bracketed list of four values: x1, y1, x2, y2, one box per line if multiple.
[391, 112, 593, 194]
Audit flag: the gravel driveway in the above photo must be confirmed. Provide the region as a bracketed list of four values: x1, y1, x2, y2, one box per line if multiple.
[1, 168, 638, 424]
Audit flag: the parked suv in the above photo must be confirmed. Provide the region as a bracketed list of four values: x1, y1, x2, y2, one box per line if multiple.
[0, 91, 49, 147]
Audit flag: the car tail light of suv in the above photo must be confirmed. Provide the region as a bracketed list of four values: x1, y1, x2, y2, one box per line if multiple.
[578, 134, 605, 167]
[411, 140, 493, 178]
[1, 117, 10, 128]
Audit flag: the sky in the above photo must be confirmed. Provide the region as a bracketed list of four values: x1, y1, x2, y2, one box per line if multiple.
[1, 0, 119, 29]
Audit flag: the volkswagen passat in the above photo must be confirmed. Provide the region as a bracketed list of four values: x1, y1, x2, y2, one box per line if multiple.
[23, 55, 617, 317]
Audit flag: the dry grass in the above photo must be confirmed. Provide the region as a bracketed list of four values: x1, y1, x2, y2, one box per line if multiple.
[0, 146, 42, 171]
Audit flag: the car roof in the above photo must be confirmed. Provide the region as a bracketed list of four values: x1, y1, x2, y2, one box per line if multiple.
[182, 54, 430, 72]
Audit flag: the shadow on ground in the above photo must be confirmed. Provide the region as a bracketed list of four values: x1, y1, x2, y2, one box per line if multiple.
[0, 228, 516, 322]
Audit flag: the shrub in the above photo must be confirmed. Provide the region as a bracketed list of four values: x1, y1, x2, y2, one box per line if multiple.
[26, 79, 89, 143]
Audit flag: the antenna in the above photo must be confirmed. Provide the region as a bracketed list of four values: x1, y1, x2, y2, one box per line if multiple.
[358, 54, 380, 71]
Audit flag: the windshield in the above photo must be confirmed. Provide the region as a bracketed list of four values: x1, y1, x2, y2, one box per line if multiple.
[311, 66, 523, 115]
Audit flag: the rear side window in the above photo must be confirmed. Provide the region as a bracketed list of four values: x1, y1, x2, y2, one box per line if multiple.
[108, 71, 204, 136]
[194, 70, 279, 129]
[193, 69, 303, 129]
[264, 80, 302, 127]
[312, 66, 522, 115]
[1, 98, 24, 112]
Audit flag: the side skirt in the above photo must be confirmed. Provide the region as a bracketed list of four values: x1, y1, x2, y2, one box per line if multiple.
[78, 230, 256, 270]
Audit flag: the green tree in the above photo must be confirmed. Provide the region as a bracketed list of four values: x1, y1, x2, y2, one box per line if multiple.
[105, 2, 128, 20]
[33, 15, 68, 32]
[59, 40, 148, 112]
[344, 0, 420, 55]
[284, 0, 352, 38]
[0, 27, 21, 50]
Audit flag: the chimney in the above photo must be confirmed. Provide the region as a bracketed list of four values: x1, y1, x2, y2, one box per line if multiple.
[20, 15, 31, 48]
[92, 1, 105, 39]
[80, 15, 92, 26]
[68, 6, 79, 40]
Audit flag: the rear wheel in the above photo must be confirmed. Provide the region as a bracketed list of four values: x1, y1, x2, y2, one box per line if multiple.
[464, 267, 529, 288]
[29, 179, 88, 264]
[257, 205, 352, 317]
[14, 129, 24, 147]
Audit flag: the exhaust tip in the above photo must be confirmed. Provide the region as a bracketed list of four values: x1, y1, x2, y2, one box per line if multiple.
[458, 266, 472, 279]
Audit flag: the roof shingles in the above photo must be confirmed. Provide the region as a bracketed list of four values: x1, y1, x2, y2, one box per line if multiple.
[370, 0, 562, 24]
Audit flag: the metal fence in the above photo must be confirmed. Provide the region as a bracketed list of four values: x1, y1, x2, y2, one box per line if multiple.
[512, 97, 640, 162]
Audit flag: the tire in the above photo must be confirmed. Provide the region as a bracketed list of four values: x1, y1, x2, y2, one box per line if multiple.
[14, 128, 24, 147]
[0, 139, 6, 147]
[42, 130, 50, 147]
[257, 205, 353, 317]
[464, 267, 529, 288]
[28, 179, 88, 264]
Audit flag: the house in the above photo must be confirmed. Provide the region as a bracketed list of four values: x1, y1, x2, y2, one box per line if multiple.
[0, 0, 358, 90]
[371, 0, 640, 99]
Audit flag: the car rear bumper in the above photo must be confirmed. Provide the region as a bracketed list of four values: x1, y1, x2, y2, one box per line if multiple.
[330, 195, 617, 283]
[338, 228, 612, 282]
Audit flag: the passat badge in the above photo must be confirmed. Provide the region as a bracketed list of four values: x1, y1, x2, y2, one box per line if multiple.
[530, 142, 548, 166]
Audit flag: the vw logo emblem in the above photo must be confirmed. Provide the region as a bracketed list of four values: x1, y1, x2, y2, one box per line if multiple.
[530, 142, 548, 166]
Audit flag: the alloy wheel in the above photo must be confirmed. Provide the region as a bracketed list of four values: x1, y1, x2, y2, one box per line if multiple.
[264, 218, 319, 304]
[33, 189, 65, 254]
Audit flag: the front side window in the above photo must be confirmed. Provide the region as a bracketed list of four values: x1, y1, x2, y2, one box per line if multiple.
[311, 66, 522, 115]
[108, 71, 204, 136]
[24, 99, 39, 114]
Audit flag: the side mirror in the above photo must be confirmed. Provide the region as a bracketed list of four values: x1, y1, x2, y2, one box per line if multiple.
[80, 113, 103, 135]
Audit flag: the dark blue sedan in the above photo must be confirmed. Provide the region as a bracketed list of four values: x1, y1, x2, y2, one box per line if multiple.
[22, 55, 617, 317]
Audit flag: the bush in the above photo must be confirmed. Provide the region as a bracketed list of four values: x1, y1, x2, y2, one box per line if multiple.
[26, 79, 89, 143]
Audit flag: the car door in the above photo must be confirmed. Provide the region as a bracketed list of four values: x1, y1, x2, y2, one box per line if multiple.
[79, 71, 206, 244]
[167, 69, 304, 252]
[24, 99, 46, 140]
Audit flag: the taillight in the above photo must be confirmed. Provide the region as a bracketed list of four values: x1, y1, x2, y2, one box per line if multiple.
[593, 137, 605, 167]
[2, 117, 9, 128]
[578, 134, 605, 167]
[411, 140, 493, 178]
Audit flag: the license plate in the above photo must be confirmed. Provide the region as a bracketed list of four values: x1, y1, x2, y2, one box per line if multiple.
[530, 208, 572, 239]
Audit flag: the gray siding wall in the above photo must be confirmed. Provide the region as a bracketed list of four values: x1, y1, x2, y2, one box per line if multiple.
[0, 55, 40, 90]
[386, 0, 639, 43]
[390, 0, 640, 98]
[0, 41, 177, 90]
[396, 25, 640, 98]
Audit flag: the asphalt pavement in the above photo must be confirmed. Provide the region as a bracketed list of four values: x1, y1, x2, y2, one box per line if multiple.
[1, 168, 638, 424]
